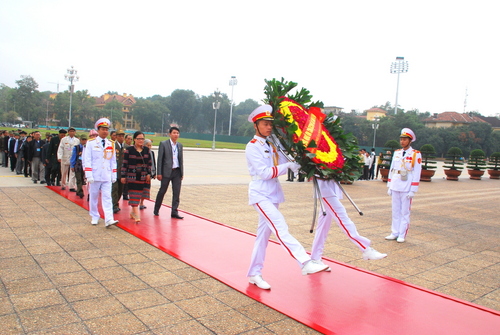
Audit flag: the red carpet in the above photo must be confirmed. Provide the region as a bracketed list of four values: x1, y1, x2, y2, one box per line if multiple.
[50, 186, 500, 335]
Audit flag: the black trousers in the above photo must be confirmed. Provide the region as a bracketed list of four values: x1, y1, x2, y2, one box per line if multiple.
[154, 168, 182, 215]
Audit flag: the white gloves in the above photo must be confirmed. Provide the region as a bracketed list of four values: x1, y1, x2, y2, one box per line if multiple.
[87, 178, 94, 184]
[387, 189, 392, 196]
[407, 191, 415, 199]
[288, 162, 301, 174]
[111, 178, 116, 183]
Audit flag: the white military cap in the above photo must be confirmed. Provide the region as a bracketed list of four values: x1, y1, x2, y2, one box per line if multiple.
[248, 105, 274, 123]
[95, 117, 111, 129]
[400, 128, 416, 142]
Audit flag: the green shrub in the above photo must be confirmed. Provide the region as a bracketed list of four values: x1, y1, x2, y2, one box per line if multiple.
[443, 147, 464, 170]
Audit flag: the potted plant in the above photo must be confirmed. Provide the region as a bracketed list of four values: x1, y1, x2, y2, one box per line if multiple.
[467, 149, 487, 180]
[443, 147, 464, 181]
[419, 144, 437, 182]
[487, 152, 500, 179]
[379, 140, 399, 182]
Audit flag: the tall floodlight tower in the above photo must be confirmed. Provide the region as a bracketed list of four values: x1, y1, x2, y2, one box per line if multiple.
[228, 76, 237, 136]
[390, 57, 409, 114]
[212, 89, 222, 150]
[64, 66, 79, 128]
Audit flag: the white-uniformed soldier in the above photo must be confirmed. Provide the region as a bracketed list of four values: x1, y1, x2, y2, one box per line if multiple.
[246, 105, 328, 290]
[83, 118, 119, 227]
[57, 127, 80, 191]
[311, 179, 387, 268]
[385, 128, 422, 243]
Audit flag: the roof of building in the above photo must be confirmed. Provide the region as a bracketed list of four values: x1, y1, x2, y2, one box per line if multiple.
[423, 112, 488, 124]
[477, 115, 500, 127]
[365, 108, 387, 114]
[94, 93, 136, 106]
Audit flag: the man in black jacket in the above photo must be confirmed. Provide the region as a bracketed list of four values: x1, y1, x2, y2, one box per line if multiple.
[29, 131, 46, 183]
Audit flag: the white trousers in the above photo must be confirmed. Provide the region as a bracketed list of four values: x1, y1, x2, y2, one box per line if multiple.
[61, 163, 76, 189]
[247, 200, 310, 277]
[88, 181, 114, 223]
[391, 191, 412, 237]
[311, 196, 371, 260]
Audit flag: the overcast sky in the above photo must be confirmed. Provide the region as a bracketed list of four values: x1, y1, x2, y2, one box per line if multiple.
[1, 0, 498, 117]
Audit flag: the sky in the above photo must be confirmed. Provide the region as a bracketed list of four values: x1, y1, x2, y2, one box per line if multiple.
[1, 0, 499, 117]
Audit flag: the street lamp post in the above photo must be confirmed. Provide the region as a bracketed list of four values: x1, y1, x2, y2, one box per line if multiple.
[372, 117, 379, 148]
[64, 66, 79, 128]
[212, 89, 221, 150]
[228, 76, 237, 136]
[390, 57, 409, 114]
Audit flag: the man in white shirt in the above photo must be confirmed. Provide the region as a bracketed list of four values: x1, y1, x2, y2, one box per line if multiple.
[57, 127, 80, 191]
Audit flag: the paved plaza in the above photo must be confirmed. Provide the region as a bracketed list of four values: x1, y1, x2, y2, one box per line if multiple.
[1, 148, 499, 334]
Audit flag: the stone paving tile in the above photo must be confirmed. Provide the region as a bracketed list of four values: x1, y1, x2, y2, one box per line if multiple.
[0, 296, 15, 316]
[28, 322, 91, 335]
[138, 271, 185, 288]
[18, 304, 80, 333]
[237, 302, 288, 326]
[152, 319, 213, 335]
[100, 276, 151, 295]
[266, 318, 321, 334]
[198, 309, 261, 334]
[84, 311, 148, 335]
[59, 282, 110, 302]
[115, 288, 170, 311]
[9, 288, 66, 311]
[71, 296, 129, 321]
[156, 282, 205, 302]
[0, 313, 24, 334]
[132, 303, 192, 329]
[48, 270, 97, 287]
[174, 295, 232, 318]
[87, 265, 133, 281]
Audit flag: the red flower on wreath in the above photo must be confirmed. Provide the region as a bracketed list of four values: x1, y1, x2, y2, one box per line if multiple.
[278, 98, 345, 170]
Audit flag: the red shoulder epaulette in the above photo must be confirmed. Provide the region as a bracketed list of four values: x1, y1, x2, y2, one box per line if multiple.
[250, 139, 257, 143]
[413, 150, 420, 153]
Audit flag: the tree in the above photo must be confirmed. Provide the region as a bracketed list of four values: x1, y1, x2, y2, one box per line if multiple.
[14, 75, 41, 123]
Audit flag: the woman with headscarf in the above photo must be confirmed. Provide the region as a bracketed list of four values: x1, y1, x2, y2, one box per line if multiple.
[120, 131, 152, 222]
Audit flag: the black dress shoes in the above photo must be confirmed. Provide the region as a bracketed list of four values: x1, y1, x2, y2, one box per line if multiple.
[171, 214, 184, 219]
[153, 211, 159, 216]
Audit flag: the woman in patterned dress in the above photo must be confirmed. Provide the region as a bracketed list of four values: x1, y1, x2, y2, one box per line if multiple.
[139, 139, 156, 210]
[120, 131, 152, 222]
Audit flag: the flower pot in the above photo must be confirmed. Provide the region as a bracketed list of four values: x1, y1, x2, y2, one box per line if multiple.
[444, 169, 462, 181]
[420, 169, 435, 182]
[468, 169, 485, 180]
[379, 168, 389, 183]
[487, 169, 500, 179]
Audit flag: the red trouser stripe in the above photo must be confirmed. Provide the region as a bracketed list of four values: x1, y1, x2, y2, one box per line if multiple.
[324, 197, 367, 250]
[256, 203, 296, 260]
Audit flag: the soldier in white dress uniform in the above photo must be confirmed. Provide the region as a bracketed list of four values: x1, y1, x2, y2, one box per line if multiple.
[311, 179, 387, 270]
[245, 105, 328, 290]
[57, 127, 80, 191]
[385, 128, 422, 243]
[83, 118, 119, 227]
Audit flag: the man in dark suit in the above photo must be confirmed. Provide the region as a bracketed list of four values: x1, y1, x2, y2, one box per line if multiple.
[112, 130, 126, 213]
[9, 132, 19, 172]
[154, 126, 184, 219]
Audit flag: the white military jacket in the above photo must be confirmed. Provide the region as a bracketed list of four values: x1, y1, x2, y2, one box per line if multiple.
[83, 137, 117, 182]
[246, 135, 291, 205]
[57, 135, 80, 165]
[387, 147, 422, 193]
